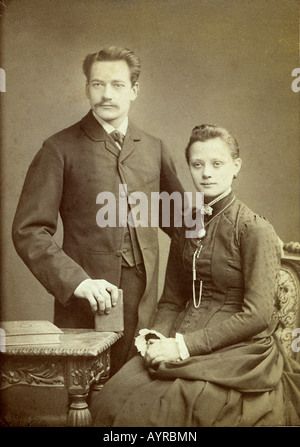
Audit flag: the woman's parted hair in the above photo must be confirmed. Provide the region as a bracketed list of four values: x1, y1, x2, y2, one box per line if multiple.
[83, 46, 141, 86]
[185, 124, 240, 163]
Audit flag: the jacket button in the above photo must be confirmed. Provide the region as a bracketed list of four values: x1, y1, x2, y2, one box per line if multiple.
[116, 250, 123, 257]
[120, 191, 126, 198]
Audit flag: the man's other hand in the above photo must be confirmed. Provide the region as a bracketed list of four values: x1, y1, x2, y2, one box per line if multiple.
[74, 279, 119, 314]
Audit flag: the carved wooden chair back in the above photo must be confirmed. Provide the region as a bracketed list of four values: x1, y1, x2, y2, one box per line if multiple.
[273, 242, 300, 361]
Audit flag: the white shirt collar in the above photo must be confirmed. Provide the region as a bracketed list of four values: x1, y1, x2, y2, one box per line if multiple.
[92, 112, 128, 136]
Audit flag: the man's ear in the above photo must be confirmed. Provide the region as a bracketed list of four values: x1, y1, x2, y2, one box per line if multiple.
[131, 82, 139, 101]
[85, 82, 90, 99]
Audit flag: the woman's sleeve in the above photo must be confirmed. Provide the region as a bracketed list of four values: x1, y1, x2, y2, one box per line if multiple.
[151, 228, 190, 337]
[183, 215, 282, 356]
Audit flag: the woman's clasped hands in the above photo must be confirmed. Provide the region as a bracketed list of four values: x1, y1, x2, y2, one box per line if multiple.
[144, 338, 181, 367]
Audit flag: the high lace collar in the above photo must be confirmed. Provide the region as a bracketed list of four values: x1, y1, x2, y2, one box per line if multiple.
[203, 189, 235, 222]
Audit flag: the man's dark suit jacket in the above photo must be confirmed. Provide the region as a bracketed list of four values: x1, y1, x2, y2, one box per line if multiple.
[12, 110, 183, 331]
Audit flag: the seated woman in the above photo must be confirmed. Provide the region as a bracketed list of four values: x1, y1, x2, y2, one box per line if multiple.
[91, 124, 300, 427]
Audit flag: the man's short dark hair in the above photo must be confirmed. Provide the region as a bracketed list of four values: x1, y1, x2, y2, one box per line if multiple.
[83, 46, 141, 86]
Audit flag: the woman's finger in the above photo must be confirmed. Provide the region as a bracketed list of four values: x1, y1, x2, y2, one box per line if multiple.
[150, 355, 165, 367]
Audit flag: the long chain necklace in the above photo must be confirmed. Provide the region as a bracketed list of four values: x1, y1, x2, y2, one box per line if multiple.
[192, 244, 203, 308]
[192, 195, 236, 308]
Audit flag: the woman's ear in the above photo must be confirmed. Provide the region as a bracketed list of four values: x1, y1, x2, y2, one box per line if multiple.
[234, 158, 242, 176]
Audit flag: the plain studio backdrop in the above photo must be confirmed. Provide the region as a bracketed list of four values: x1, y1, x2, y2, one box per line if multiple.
[0, 0, 299, 322]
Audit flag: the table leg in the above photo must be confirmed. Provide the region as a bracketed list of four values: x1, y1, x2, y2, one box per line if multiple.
[67, 393, 91, 427]
[92, 350, 110, 391]
[66, 352, 110, 427]
[66, 358, 92, 427]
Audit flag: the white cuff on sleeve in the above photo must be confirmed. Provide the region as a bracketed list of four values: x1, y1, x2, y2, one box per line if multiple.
[175, 332, 190, 360]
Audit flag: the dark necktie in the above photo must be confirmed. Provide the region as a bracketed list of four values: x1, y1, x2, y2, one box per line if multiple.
[110, 130, 124, 148]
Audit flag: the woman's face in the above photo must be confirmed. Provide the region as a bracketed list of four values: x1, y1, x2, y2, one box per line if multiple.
[188, 137, 242, 199]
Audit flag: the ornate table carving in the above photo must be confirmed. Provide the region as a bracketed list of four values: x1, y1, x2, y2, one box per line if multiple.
[0, 329, 122, 427]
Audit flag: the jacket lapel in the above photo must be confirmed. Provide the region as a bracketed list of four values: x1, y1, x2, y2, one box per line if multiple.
[80, 111, 142, 160]
[80, 110, 120, 157]
[118, 121, 142, 164]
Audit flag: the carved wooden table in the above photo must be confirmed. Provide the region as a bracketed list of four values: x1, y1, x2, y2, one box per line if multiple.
[0, 329, 122, 427]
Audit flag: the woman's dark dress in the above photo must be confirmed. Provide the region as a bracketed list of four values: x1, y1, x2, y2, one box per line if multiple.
[91, 192, 300, 427]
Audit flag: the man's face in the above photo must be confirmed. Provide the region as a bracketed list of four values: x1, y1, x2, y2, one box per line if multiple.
[86, 60, 138, 128]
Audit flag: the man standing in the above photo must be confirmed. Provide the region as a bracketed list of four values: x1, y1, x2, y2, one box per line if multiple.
[12, 46, 183, 374]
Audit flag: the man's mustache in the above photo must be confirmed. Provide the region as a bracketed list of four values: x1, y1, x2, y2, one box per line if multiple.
[94, 102, 118, 108]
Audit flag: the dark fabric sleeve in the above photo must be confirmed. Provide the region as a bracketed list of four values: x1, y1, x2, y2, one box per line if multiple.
[12, 139, 90, 305]
[159, 142, 185, 237]
[151, 228, 189, 337]
[183, 215, 282, 356]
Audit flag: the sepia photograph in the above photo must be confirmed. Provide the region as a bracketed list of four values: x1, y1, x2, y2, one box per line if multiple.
[0, 0, 299, 434]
